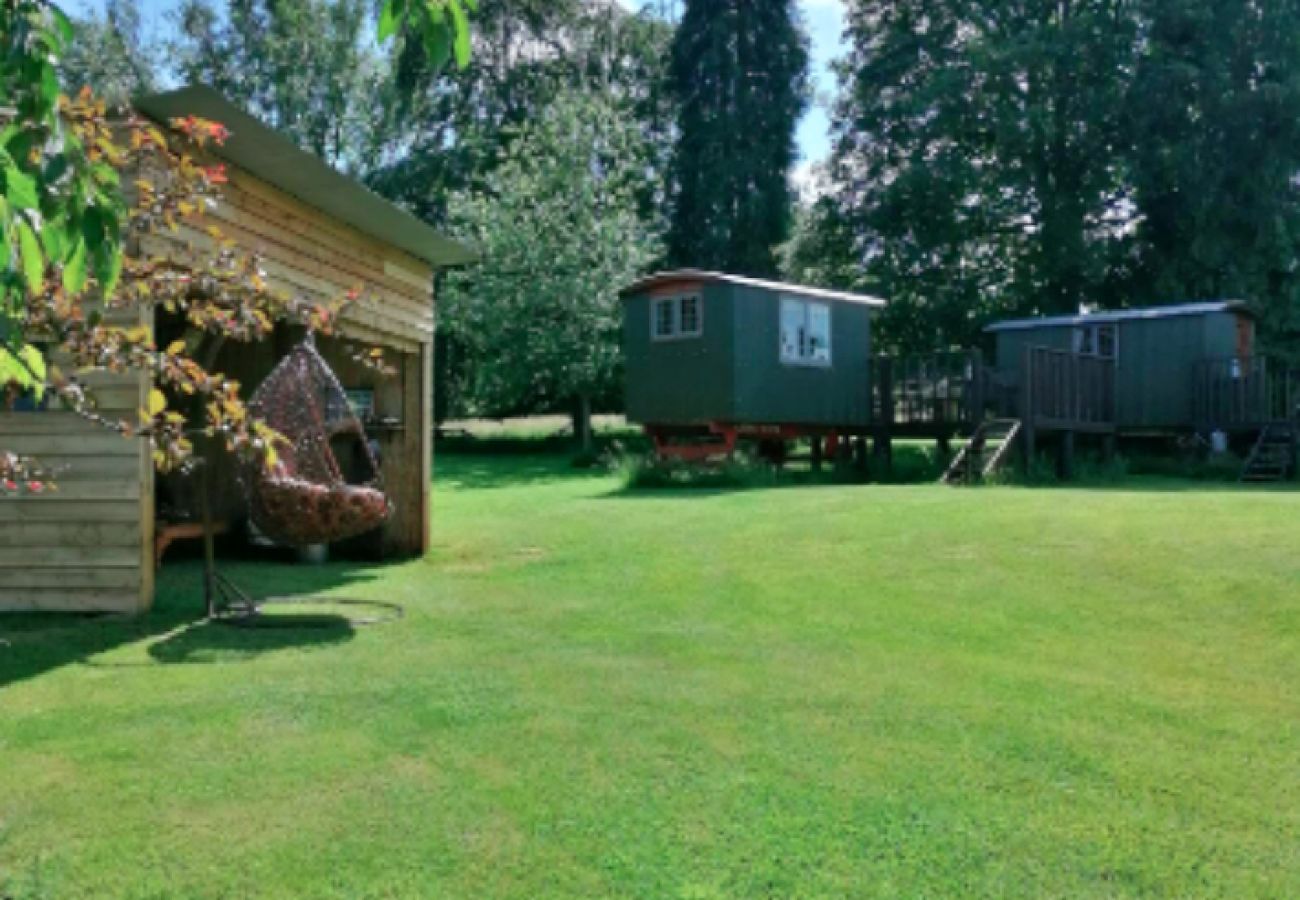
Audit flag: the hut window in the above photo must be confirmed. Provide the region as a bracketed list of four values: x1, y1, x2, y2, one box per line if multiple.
[651, 293, 702, 341]
[679, 294, 702, 336]
[1072, 324, 1117, 360]
[779, 297, 832, 366]
[653, 298, 676, 338]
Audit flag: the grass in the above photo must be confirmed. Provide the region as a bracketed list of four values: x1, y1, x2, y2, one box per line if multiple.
[2, 450, 1299, 897]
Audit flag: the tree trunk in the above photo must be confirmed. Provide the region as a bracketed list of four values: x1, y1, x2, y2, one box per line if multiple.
[572, 393, 593, 454]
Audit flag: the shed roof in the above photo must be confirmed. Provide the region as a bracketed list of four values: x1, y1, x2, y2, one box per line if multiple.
[621, 270, 887, 308]
[984, 300, 1251, 333]
[135, 85, 475, 269]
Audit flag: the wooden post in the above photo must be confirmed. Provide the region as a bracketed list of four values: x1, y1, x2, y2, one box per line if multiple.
[1020, 345, 1036, 473]
[875, 356, 895, 474]
[1058, 430, 1075, 480]
[834, 434, 852, 473]
[853, 435, 869, 472]
[199, 456, 216, 619]
[810, 435, 824, 473]
[967, 348, 985, 428]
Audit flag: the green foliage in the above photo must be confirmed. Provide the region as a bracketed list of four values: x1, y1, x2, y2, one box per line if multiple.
[823, 0, 1300, 352]
[1126, 0, 1300, 343]
[616, 453, 776, 490]
[1, 0, 127, 338]
[0, 344, 46, 400]
[441, 90, 661, 418]
[667, 0, 809, 277]
[377, 0, 476, 73]
[369, 0, 675, 229]
[172, 0, 384, 172]
[780, 193, 865, 291]
[830, 0, 1136, 351]
[1126, 450, 1244, 483]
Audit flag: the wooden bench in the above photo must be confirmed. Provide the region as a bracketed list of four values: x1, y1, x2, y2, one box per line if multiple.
[155, 520, 229, 568]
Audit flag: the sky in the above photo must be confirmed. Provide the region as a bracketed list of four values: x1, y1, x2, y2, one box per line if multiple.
[67, 0, 848, 175]
[793, 0, 848, 179]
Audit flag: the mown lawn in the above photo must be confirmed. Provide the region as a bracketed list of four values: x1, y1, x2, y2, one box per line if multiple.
[2, 454, 1299, 898]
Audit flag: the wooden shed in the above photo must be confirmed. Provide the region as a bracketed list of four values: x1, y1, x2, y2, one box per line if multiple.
[621, 271, 885, 452]
[0, 85, 472, 615]
[986, 302, 1260, 431]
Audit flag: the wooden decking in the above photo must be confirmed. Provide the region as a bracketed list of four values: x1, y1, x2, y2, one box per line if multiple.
[870, 350, 989, 438]
[1193, 357, 1300, 432]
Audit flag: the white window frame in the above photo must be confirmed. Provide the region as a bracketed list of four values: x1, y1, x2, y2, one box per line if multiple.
[779, 296, 833, 368]
[650, 292, 703, 342]
[1072, 323, 1117, 360]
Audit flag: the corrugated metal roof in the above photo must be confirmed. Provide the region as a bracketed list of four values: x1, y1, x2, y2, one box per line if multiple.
[985, 300, 1251, 332]
[621, 270, 887, 308]
[135, 85, 476, 268]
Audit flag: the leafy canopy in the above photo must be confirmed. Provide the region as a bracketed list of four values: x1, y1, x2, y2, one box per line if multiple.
[441, 90, 661, 416]
[667, 0, 809, 277]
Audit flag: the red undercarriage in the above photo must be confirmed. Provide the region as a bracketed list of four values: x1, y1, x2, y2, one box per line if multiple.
[644, 423, 866, 463]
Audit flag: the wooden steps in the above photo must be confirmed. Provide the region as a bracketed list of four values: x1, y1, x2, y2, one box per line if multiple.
[1239, 421, 1297, 483]
[942, 419, 1022, 485]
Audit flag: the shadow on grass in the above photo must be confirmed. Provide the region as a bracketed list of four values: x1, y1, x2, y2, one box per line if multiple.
[437, 452, 617, 491]
[145, 614, 354, 665]
[0, 554, 385, 688]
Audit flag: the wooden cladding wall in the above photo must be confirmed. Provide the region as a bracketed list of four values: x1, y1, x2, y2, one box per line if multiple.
[0, 311, 154, 614]
[144, 166, 435, 353]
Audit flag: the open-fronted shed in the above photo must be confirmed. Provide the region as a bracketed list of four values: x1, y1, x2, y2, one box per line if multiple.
[0, 86, 472, 614]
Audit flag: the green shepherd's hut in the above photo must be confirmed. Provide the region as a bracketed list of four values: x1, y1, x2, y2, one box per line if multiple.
[620, 271, 885, 457]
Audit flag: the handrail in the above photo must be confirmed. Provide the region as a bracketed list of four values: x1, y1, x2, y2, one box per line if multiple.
[1021, 346, 1116, 428]
[1193, 356, 1299, 428]
[870, 349, 986, 427]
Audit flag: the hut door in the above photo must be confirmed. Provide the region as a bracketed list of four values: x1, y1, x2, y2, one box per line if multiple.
[1235, 316, 1253, 359]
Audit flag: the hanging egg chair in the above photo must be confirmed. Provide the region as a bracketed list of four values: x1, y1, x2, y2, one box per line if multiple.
[241, 336, 392, 546]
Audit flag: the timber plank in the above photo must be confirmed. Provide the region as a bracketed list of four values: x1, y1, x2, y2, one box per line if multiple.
[0, 433, 142, 457]
[142, 234, 426, 351]
[0, 413, 138, 435]
[200, 208, 432, 308]
[0, 522, 141, 548]
[0, 480, 140, 501]
[226, 169, 431, 281]
[0, 501, 143, 523]
[0, 546, 139, 568]
[210, 195, 432, 303]
[0, 589, 143, 613]
[0, 568, 140, 589]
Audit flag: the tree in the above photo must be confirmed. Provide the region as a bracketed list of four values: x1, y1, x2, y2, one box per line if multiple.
[440, 91, 661, 449]
[172, 0, 384, 173]
[780, 190, 862, 293]
[666, 0, 808, 277]
[59, 0, 159, 106]
[829, 0, 1139, 351]
[369, 0, 675, 229]
[1127, 0, 1300, 346]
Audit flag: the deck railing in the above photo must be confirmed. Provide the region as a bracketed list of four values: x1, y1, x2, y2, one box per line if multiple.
[1021, 346, 1116, 430]
[1193, 356, 1300, 430]
[870, 350, 987, 429]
